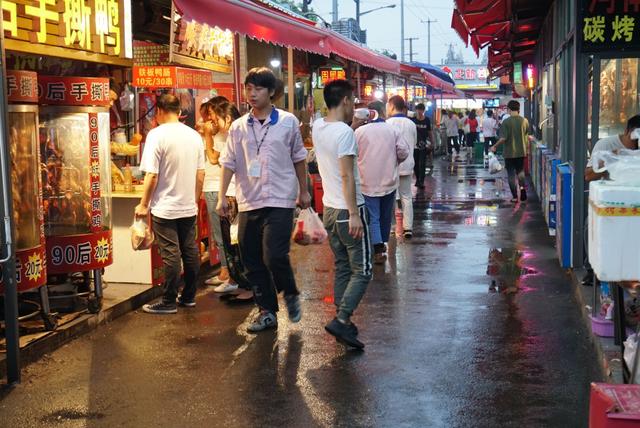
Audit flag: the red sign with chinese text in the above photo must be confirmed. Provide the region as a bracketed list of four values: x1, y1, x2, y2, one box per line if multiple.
[89, 113, 102, 233]
[37, 76, 110, 106]
[132, 66, 213, 90]
[6, 70, 38, 103]
[0, 245, 47, 293]
[46, 230, 113, 274]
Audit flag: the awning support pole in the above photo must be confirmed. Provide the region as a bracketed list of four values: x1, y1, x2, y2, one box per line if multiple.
[233, 34, 242, 108]
[287, 47, 294, 113]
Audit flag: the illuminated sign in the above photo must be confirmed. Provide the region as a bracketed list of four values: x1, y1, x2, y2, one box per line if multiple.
[580, 0, 640, 53]
[6, 70, 38, 103]
[132, 66, 213, 90]
[319, 68, 346, 86]
[445, 65, 499, 91]
[173, 16, 233, 73]
[514, 62, 523, 85]
[38, 76, 111, 106]
[1, 0, 132, 64]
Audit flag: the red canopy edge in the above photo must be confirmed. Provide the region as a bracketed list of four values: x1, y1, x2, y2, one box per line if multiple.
[174, 0, 400, 75]
[400, 63, 457, 94]
[451, 9, 469, 46]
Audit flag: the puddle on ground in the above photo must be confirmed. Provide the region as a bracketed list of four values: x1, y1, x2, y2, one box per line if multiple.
[42, 409, 106, 423]
[486, 248, 537, 294]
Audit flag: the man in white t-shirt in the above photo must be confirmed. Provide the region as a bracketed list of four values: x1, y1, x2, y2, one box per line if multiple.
[312, 79, 371, 350]
[443, 110, 461, 156]
[386, 95, 417, 238]
[585, 115, 640, 181]
[482, 110, 499, 156]
[136, 94, 205, 314]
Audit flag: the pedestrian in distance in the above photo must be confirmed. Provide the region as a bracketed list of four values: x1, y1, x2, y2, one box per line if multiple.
[386, 95, 417, 239]
[490, 100, 530, 203]
[466, 110, 479, 148]
[217, 67, 311, 333]
[355, 101, 410, 265]
[312, 79, 372, 350]
[412, 103, 435, 187]
[137, 94, 206, 314]
[459, 111, 467, 148]
[199, 97, 239, 293]
[443, 110, 461, 157]
[482, 110, 499, 156]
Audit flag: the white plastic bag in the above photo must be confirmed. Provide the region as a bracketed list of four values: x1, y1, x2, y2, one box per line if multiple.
[624, 333, 640, 383]
[292, 208, 327, 245]
[592, 149, 640, 186]
[230, 218, 239, 245]
[130, 217, 154, 250]
[488, 152, 503, 174]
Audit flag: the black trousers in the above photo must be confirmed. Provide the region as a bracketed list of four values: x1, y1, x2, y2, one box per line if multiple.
[484, 136, 497, 155]
[447, 136, 460, 154]
[152, 215, 200, 305]
[505, 157, 526, 199]
[414, 148, 427, 185]
[238, 207, 298, 313]
[467, 131, 479, 147]
[458, 129, 465, 146]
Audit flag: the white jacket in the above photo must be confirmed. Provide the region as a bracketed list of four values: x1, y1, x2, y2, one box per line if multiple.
[387, 116, 417, 176]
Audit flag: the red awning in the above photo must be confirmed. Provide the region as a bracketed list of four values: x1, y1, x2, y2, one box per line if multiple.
[400, 63, 456, 93]
[174, 0, 400, 75]
[451, 9, 469, 46]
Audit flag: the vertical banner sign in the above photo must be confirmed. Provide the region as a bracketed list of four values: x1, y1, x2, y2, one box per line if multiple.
[580, 0, 640, 53]
[89, 113, 101, 233]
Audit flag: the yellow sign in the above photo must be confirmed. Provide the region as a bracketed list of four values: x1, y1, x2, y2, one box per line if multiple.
[590, 201, 640, 216]
[173, 16, 232, 73]
[1, 0, 132, 65]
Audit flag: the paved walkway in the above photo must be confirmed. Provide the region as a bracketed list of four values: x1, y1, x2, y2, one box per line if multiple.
[0, 154, 602, 427]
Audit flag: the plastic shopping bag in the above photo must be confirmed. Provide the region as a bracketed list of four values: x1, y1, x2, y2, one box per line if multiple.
[292, 208, 327, 245]
[592, 149, 640, 186]
[488, 152, 503, 174]
[130, 217, 154, 250]
[624, 333, 640, 383]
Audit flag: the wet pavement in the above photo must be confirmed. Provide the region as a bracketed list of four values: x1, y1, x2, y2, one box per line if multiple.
[0, 153, 602, 427]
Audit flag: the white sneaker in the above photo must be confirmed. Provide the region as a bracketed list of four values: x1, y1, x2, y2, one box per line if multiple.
[205, 276, 226, 286]
[213, 282, 239, 293]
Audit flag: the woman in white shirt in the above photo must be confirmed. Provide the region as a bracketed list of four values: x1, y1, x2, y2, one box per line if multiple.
[201, 99, 240, 292]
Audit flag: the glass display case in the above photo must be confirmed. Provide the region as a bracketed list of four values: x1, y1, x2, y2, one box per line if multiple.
[39, 106, 113, 275]
[598, 58, 640, 138]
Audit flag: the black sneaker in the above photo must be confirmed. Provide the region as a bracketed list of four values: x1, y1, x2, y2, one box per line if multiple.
[325, 318, 364, 350]
[285, 294, 302, 323]
[177, 296, 196, 308]
[142, 302, 177, 314]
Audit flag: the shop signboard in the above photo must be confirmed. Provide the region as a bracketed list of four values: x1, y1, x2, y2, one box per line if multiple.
[37, 76, 110, 106]
[6, 70, 38, 103]
[172, 14, 233, 73]
[443, 65, 499, 91]
[132, 66, 213, 90]
[580, 0, 640, 53]
[318, 68, 346, 87]
[513, 62, 523, 85]
[46, 230, 113, 274]
[1, 0, 133, 65]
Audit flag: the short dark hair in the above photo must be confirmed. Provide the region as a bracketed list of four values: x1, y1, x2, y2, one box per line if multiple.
[486, 110, 493, 117]
[368, 101, 385, 117]
[213, 101, 241, 122]
[415, 103, 426, 111]
[245, 67, 277, 91]
[157, 94, 181, 114]
[323, 79, 353, 109]
[388, 95, 406, 112]
[626, 115, 640, 132]
[507, 100, 521, 112]
[469, 110, 477, 120]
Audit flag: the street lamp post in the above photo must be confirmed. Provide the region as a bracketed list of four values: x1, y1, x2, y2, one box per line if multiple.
[355, 1, 396, 27]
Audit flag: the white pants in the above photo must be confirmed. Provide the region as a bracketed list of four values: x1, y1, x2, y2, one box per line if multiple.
[396, 175, 413, 231]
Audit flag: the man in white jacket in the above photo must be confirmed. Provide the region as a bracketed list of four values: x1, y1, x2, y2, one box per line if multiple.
[386, 95, 417, 238]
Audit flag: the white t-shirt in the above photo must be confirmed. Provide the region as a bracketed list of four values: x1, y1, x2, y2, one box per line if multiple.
[214, 132, 236, 197]
[444, 115, 460, 137]
[312, 119, 365, 210]
[482, 117, 498, 137]
[587, 134, 625, 168]
[140, 122, 205, 219]
[202, 133, 223, 193]
[387, 116, 417, 176]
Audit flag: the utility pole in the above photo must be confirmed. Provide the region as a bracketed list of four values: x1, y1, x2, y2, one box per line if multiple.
[332, 0, 338, 24]
[404, 37, 419, 63]
[421, 18, 437, 64]
[354, 0, 360, 27]
[400, 0, 405, 64]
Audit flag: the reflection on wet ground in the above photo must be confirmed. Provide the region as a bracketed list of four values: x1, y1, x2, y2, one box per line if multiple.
[0, 157, 602, 427]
